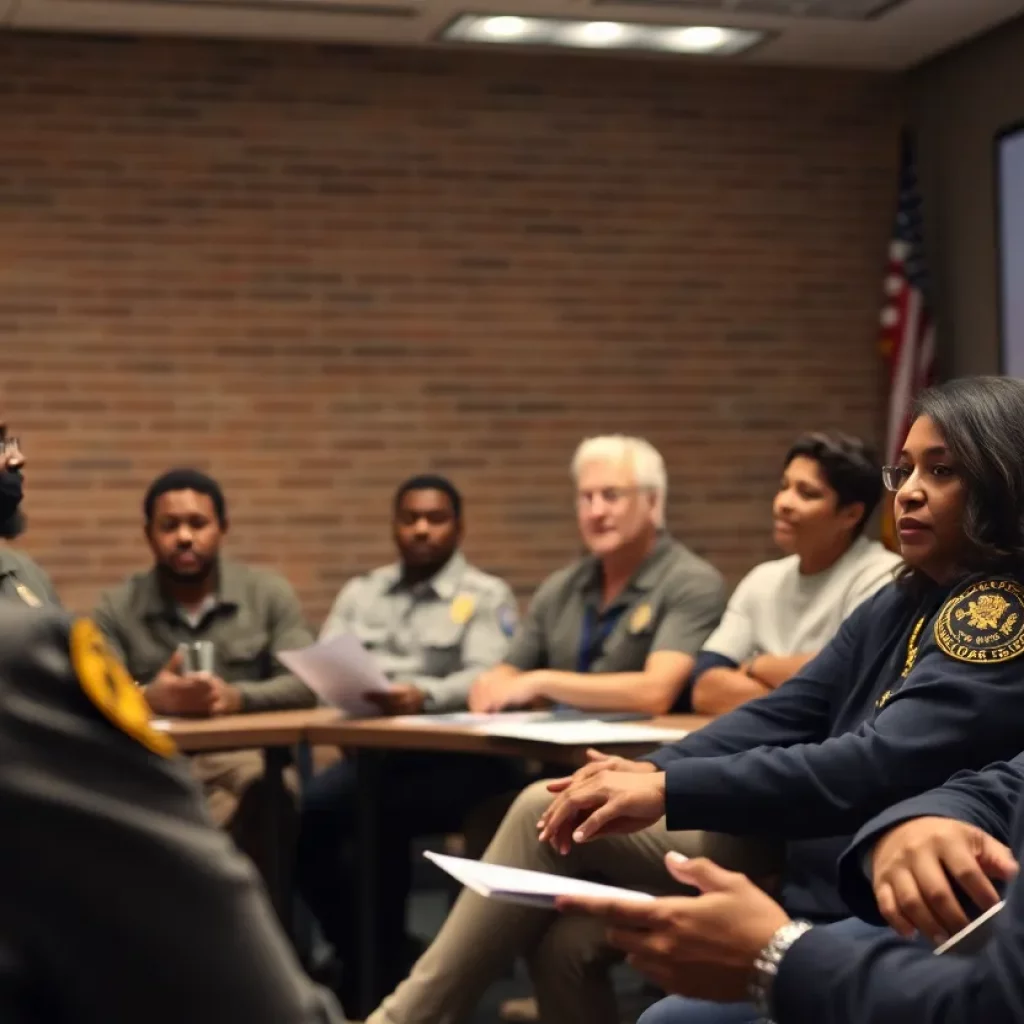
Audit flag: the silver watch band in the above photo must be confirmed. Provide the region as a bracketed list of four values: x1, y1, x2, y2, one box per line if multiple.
[749, 919, 814, 1023]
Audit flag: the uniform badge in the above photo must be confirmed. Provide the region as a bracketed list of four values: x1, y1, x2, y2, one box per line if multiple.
[69, 618, 176, 758]
[629, 603, 653, 634]
[450, 593, 476, 626]
[14, 582, 41, 608]
[935, 580, 1024, 664]
[498, 603, 518, 638]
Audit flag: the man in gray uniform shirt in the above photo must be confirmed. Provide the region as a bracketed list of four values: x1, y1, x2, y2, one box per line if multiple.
[0, 427, 60, 608]
[469, 435, 726, 716]
[298, 475, 519, 1012]
[94, 468, 316, 888]
[0, 602, 346, 1024]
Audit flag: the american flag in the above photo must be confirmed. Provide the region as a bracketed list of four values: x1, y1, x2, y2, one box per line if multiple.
[880, 132, 935, 547]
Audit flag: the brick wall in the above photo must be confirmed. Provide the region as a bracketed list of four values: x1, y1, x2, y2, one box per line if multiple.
[0, 33, 902, 622]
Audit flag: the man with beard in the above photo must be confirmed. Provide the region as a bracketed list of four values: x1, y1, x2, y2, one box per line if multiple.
[94, 468, 316, 878]
[297, 474, 519, 1012]
[0, 428, 60, 608]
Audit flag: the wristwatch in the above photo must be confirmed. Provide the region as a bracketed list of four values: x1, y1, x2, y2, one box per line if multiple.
[749, 920, 814, 1022]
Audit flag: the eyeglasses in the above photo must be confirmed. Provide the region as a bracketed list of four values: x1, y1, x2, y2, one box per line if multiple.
[577, 486, 644, 507]
[881, 465, 909, 493]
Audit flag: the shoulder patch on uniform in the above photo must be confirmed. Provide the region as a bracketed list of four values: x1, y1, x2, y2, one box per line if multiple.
[69, 618, 176, 758]
[629, 603, 653, 634]
[14, 582, 41, 608]
[498, 603, 518, 637]
[450, 593, 476, 626]
[935, 580, 1024, 664]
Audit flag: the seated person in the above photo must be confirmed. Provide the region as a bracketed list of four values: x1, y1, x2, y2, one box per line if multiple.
[0, 428, 60, 607]
[577, 753, 1024, 1024]
[297, 474, 519, 1008]
[469, 434, 726, 716]
[368, 376, 1024, 1024]
[94, 468, 316, 882]
[689, 431, 901, 714]
[0, 602, 347, 1024]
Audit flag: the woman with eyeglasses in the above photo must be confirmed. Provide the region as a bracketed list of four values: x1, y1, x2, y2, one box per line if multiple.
[393, 375, 1024, 1024]
[553, 378, 1024, 1023]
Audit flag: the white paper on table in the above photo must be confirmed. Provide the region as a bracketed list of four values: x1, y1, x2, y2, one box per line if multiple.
[475, 719, 688, 747]
[425, 852, 655, 909]
[387, 711, 554, 728]
[277, 634, 392, 718]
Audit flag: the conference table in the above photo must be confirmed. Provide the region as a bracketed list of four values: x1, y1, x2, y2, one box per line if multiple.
[164, 708, 711, 1016]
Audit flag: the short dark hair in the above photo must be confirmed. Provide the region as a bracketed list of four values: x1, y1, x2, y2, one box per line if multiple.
[394, 474, 462, 521]
[144, 468, 227, 527]
[783, 432, 882, 538]
[911, 376, 1024, 578]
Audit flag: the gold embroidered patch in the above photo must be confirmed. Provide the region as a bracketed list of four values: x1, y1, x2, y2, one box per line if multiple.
[15, 583, 41, 608]
[69, 619, 176, 758]
[935, 580, 1024, 664]
[629, 603, 653, 634]
[450, 593, 476, 625]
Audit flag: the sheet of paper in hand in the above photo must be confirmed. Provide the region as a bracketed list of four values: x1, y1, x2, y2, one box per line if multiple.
[934, 901, 1005, 956]
[425, 851, 655, 910]
[277, 634, 392, 718]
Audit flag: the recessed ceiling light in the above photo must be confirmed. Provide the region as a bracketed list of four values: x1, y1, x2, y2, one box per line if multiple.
[650, 24, 760, 54]
[441, 14, 764, 56]
[661, 25, 728, 52]
[578, 21, 626, 45]
[480, 15, 529, 38]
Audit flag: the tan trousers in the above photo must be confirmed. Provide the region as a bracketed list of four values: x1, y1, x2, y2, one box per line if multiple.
[191, 749, 299, 895]
[368, 780, 781, 1024]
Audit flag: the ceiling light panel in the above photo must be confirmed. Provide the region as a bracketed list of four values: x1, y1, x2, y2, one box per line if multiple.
[590, 0, 903, 19]
[443, 14, 763, 54]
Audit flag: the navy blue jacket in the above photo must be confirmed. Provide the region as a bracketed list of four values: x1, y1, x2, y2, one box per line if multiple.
[644, 576, 1024, 921]
[774, 757, 1024, 1023]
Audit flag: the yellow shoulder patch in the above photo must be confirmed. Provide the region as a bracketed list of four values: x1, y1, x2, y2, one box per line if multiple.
[450, 593, 476, 626]
[69, 619, 176, 758]
[935, 580, 1024, 664]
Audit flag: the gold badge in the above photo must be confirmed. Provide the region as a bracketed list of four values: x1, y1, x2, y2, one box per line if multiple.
[450, 593, 476, 625]
[69, 619, 176, 758]
[15, 583, 41, 608]
[629, 603, 653, 634]
[935, 580, 1024, 664]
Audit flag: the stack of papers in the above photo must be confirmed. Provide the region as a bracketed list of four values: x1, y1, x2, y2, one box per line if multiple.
[477, 720, 689, 746]
[425, 852, 655, 909]
[277, 635, 391, 718]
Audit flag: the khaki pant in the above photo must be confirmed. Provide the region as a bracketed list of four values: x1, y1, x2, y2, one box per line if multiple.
[368, 780, 781, 1024]
[191, 749, 299, 896]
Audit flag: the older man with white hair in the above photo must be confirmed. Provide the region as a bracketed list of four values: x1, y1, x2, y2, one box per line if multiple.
[365, 436, 726, 1024]
[469, 435, 726, 716]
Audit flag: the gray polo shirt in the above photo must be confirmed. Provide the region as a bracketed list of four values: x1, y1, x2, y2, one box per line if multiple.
[506, 533, 726, 675]
[0, 546, 60, 608]
[321, 551, 517, 712]
[94, 560, 316, 713]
